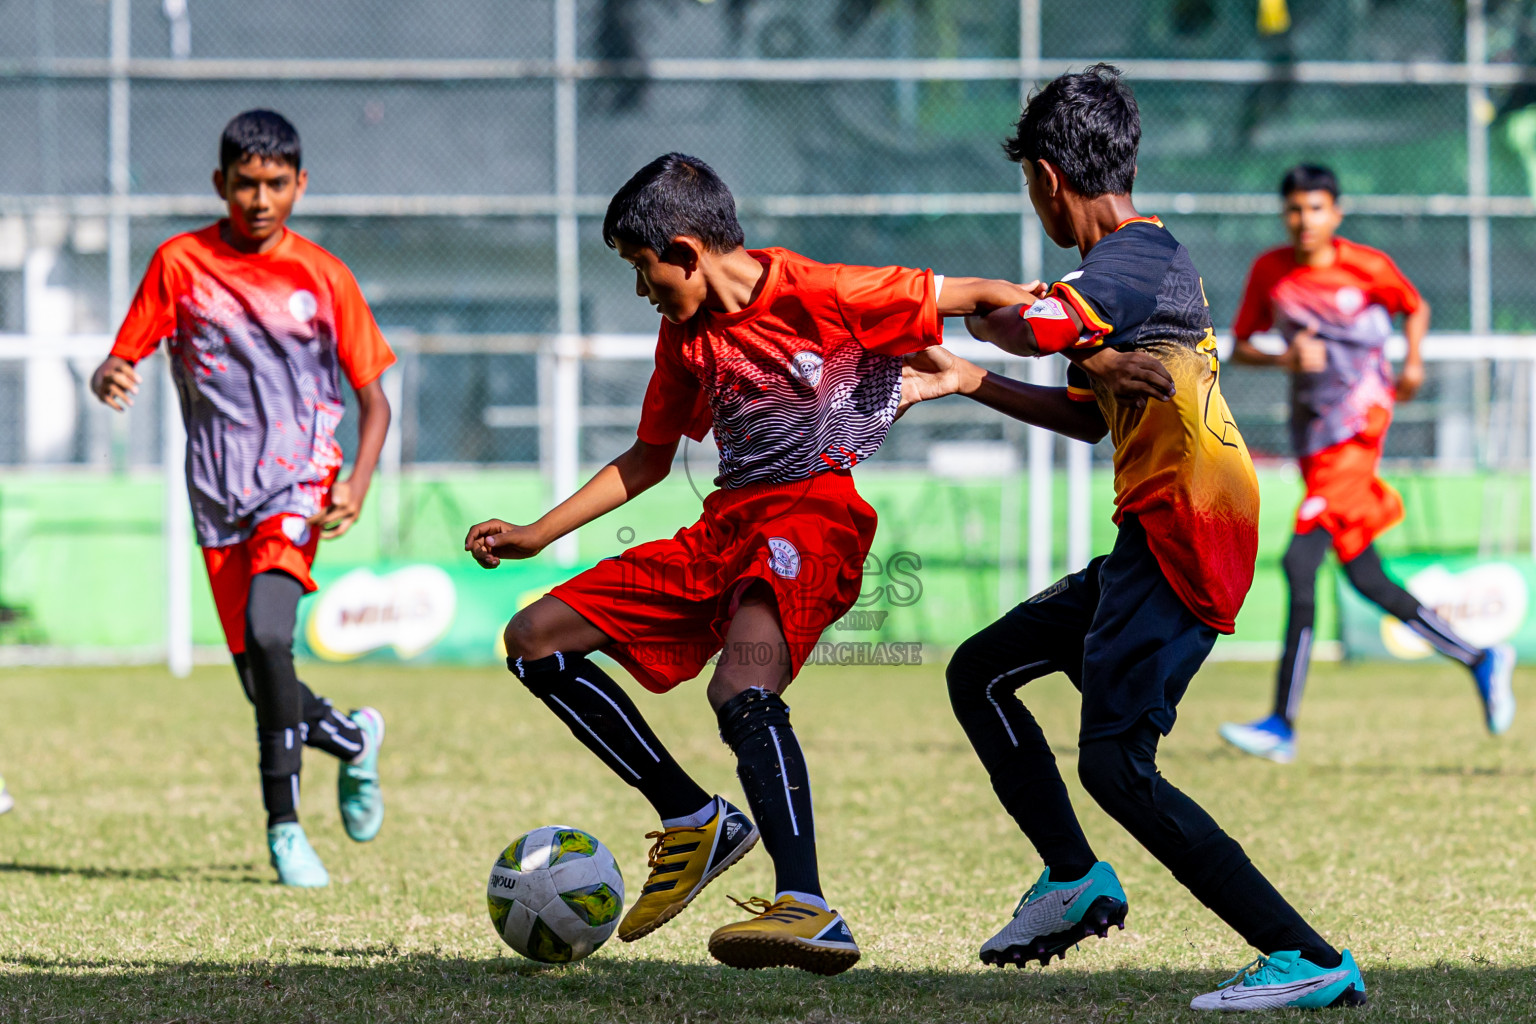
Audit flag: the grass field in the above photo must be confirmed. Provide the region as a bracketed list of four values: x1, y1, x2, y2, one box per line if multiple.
[1, 658, 1534, 1023]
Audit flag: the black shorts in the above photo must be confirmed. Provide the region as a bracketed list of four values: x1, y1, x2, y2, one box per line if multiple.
[987, 513, 1217, 744]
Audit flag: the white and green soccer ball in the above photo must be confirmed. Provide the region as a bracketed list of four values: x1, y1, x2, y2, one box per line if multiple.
[487, 826, 624, 963]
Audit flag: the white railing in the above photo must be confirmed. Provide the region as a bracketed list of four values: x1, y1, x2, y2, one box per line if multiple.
[4, 329, 1532, 674]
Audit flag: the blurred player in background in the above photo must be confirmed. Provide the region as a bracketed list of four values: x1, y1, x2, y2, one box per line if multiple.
[465, 152, 1159, 975]
[902, 66, 1367, 1011]
[89, 110, 391, 887]
[0, 774, 11, 815]
[1219, 164, 1516, 765]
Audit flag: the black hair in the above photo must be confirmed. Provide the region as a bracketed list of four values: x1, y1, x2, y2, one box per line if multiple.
[1003, 63, 1139, 198]
[603, 153, 744, 255]
[1280, 163, 1340, 199]
[219, 109, 302, 173]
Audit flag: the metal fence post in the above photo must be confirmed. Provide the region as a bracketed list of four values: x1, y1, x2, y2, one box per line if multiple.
[550, 0, 581, 568]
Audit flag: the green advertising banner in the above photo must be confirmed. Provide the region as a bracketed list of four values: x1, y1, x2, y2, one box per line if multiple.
[1338, 553, 1536, 660]
[294, 560, 580, 665]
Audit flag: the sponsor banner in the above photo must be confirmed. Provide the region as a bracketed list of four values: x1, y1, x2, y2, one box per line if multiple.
[1338, 554, 1535, 660]
[295, 560, 581, 665]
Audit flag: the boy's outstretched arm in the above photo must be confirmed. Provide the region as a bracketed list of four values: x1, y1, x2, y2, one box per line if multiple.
[900, 347, 1107, 444]
[466, 438, 679, 568]
[935, 277, 1046, 317]
[309, 378, 392, 539]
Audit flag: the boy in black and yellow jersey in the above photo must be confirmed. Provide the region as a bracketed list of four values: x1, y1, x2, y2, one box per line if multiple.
[900, 65, 1366, 1011]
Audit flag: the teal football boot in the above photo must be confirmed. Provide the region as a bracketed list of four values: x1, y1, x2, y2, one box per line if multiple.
[1191, 949, 1366, 1010]
[338, 707, 385, 842]
[980, 861, 1128, 967]
[268, 822, 329, 887]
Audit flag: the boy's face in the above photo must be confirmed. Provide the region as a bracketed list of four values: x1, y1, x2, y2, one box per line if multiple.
[212, 155, 307, 245]
[616, 237, 709, 324]
[1283, 189, 1342, 256]
[1022, 159, 1075, 248]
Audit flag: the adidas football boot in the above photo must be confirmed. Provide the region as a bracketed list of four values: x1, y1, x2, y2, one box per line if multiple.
[267, 822, 329, 888]
[1190, 949, 1367, 1011]
[1472, 643, 1516, 736]
[708, 895, 860, 975]
[338, 707, 385, 842]
[1218, 715, 1296, 764]
[617, 795, 758, 942]
[981, 861, 1127, 967]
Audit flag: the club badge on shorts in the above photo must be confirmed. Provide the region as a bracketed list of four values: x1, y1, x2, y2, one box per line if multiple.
[766, 537, 801, 579]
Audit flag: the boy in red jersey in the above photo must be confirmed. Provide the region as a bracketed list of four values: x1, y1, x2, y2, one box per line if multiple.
[466, 152, 1165, 974]
[90, 110, 392, 887]
[901, 68, 1365, 1010]
[1219, 164, 1515, 765]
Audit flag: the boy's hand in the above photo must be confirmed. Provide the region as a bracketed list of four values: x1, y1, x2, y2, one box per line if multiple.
[90, 356, 141, 411]
[1071, 347, 1175, 410]
[1283, 329, 1327, 374]
[309, 478, 366, 539]
[465, 519, 546, 569]
[898, 346, 983, 415]
[1395, 356, 1425, 401]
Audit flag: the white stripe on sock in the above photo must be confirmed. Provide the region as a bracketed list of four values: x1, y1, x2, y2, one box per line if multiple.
[290, 774, 299, 809]
[576, 676, 661, 762]
[319, 719, 363, 754]
[1408, 609, 1481, 665]
[986, 660, 1050, 748]
[1286, 626, 1312, 723]
[768, 725, 799, 836]
[549, 695, 640, 780]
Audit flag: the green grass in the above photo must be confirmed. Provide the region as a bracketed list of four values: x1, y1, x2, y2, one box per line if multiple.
[1, 659, 1534, 1022]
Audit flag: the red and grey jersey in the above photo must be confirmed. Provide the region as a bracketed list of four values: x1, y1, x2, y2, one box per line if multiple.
[1233, 238, 1421, 456]
[112, 223, 395, 547]
[637, 247, 941, 489]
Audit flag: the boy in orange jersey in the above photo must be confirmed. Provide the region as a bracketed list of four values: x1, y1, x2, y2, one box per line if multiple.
[91, 110, 391, 888]
[1219, 163, 1514, 764]
[465, 152, 1167, 974]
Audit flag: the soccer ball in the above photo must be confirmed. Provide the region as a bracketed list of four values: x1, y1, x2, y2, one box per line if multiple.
[486, 826, 625, 963]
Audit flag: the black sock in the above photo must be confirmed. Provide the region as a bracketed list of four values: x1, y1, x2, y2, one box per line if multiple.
[512, 652, 711, 821]
[1344, 545, 1483, 668]
[946, 623, 1097, 880]
[716, 687, 821, 899]
[1273, 531, 1329, 728]
[235, 655, 365, 764]
[301, 688, 366, 763]
[1078, 723, 1339, 966]
[245, 571, 306, 829]
[257, 726, 302, 827]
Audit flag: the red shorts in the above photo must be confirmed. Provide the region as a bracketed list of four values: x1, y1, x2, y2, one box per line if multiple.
[550, 471, 878, 693]
[203, 513, 323, 655]
[1295, 404, 1404, 562]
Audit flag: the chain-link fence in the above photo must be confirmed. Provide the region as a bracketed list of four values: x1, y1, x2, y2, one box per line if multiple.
[3, 0, 1535, 477]
[0, 0, 1530, 474]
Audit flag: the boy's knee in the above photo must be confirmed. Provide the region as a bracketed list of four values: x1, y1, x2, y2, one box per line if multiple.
[1281, 538, 1321, 586]
[503, 610, 552, 663]
[946, 634, 1002, 702]
[1076, 738, 1141, 814]
[244, 620, 293, 662]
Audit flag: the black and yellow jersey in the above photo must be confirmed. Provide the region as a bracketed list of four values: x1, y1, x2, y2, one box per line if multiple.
[1053, 218, 1260, 634]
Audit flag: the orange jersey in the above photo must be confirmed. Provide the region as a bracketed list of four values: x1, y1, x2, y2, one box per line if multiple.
[637, 247, 941, 488]
[1056, 219, 1260, 634]
[113, 223, 394, 547]
[1233, 238, 1421, 456]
